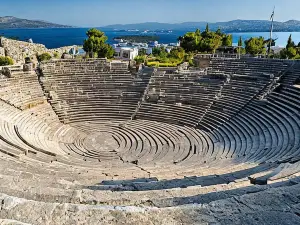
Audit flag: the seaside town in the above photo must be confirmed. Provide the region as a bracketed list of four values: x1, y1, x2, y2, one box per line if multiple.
[1, 23, 298, 69]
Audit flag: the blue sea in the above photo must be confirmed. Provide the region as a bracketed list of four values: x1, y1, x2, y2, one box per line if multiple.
[0, 28, 300, 49]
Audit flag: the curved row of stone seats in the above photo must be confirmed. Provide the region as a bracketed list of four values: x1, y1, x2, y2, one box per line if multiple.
[1, 59, 296, 170]
[0, 100, 84, 159]
[41, 59, 109, 73]
[0, 70, 46, 110]
[0, 155, 268, 196]
[198, 74, 272, 131]
[0, 141, 298, 217]
[0, 57, 299, 224]
[279, 62, 300, 86]
[209, 57, 290, 77]
[208, 85, 300, 167]
[0, 111, 280, 182]
[135, 72, 226, 126]
[37, 59, 300, 170]
[0, 128, 298, 224]
[39, 59, 152, 123]
[0, 132, 282, 187]
[0, 99, 118, 167]
[40, 59, 128, 77]
[1, 178, 300, 225]
[23, 103, 60, 124]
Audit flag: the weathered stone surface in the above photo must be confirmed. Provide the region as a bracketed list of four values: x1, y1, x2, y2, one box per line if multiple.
[23, 63, 33, 72]
[0, 219, 32, 225]
[0, 57, 298, 224]
[1, 183, 300, 225]
[0, 47, 5, 57]
[61, 53, 73, 59]
[0, 37, 79, 64]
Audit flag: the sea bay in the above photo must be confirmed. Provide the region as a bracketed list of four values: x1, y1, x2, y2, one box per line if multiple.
[1, 28, 300, 49]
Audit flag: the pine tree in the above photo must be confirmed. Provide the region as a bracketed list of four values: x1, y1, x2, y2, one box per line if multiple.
[83, 28, 114, 58]
[238, 36, 243, 47]
[195, 29, 201, 36]
[205, 23, 209, 33]
[286, 34, 295, 49]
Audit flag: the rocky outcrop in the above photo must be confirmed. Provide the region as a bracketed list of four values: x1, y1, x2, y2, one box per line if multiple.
[0, 37, 79, 64]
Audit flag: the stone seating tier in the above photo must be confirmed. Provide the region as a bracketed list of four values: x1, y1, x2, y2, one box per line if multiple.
[0, 58, 298, 224]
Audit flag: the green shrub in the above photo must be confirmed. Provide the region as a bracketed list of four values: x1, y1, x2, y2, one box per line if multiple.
[53, 52, 59, 58]
[0, 56, 14, 66]
[146, 61, 177, 67]
[37, 53, 52, 62]
[134, 55, 146, 64]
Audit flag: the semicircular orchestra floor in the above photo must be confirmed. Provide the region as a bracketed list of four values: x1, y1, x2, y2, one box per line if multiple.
[64, 120, 212, 166]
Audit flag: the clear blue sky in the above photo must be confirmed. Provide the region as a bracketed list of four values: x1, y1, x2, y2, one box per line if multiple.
[1, 0, 299, 27]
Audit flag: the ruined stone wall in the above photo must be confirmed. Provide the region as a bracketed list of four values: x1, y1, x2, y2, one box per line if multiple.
[193, 54, 212, 69]
[0, 47, 5, 57]
[0, 37, 78, 65]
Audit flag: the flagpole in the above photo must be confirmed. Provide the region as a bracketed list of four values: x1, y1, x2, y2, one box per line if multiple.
[268, 6, 275, 57]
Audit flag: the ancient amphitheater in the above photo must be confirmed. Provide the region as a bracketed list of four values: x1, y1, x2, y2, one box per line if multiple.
[0, 56, 300, 225]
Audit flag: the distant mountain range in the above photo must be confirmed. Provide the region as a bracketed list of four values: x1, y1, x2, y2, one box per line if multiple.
[102, 20, 300, 32]
[1, 16, 300, 32]
[0, 16, 73, 29]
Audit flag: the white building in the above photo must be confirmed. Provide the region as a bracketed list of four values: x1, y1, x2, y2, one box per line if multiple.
[146, 48, 153, 55]
[113, 47, 139, 60]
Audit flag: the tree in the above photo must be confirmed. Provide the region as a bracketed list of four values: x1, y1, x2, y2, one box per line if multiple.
[195, 29, 201, 37]
[216, 28, 222, 36]
[180, 27, 228, 53]
[199, 32, 222, 53]
[138, 48, 147, 56]
[86, 28, 108, 39]
[83, 28, 113, 58]
[0, 56, 13, 66]
[286, 34, 295, 49]
[201, 24, 211, 38]
[238, 36, 243, 47]
[97, 43, 114, 58]
[170, 47, 185, 60]
[159, 47, 168, 59]
[237, 36, 244, 55]
[152, 47, 161, 56]
[37, 53, 52, 62]
[278, 35, 300, 59]
[205, 23, 209, 33]
[280, 47, 298, 59]
[195, 29, 201, 45]
[286, 47, 297, 59]
[222, 34, 233, 46]
[179, 32, 198, 52]
[244, 37, 266, 55]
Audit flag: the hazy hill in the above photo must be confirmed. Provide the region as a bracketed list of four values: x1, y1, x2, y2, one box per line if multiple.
[102, 20, 300, 32]
[0, 16, 73, 29]
[2, 16, 300, 32]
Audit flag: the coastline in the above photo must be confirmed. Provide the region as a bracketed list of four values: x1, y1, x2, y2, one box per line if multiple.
[1, 28, 299, 48]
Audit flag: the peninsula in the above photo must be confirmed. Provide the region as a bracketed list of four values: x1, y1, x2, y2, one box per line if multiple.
[0, 16, 73, 29]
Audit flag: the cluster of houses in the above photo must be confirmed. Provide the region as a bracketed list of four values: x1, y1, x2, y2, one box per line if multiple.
[14, 37, 181, 62]
[112, 40, 180, 60]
